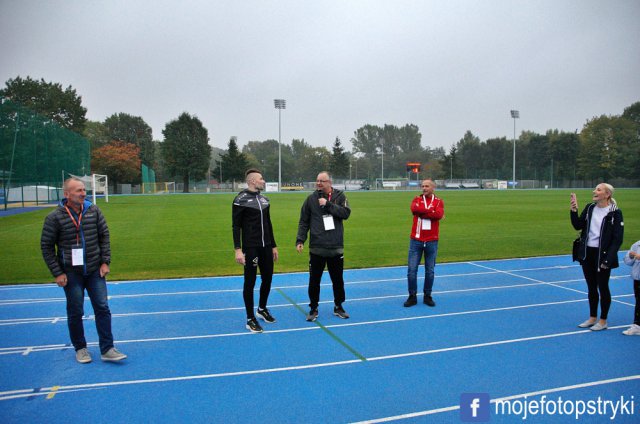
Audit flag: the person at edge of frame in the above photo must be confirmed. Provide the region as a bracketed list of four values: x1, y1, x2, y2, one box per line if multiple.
[571, 183, 624, 331]
[404, 178, 445, 308]
[40, 177, 127, 364]
[622, 239, 640, 335]
[232, 169, 279, 333]
[296, 171, 351, 322]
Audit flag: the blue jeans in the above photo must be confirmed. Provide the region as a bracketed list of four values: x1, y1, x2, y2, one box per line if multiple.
[407, 239, 438, 295]
[64, 269, 114, 354]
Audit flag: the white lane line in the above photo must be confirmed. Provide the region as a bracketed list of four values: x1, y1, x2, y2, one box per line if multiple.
[351, 374, 640, 423]
[469, 262, 635, 306]
[0, 326, 633, 402]
[0, 261, 591, 304]
[4, 298, 634, 356]
[0, 278, 632, 326]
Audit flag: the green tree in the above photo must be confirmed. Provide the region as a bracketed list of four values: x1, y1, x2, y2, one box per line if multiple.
[241, 139, 299, 182]
[161, 112, 212, 192]
[454, 131, 482, 179]
[215, 137, 249, 183]
[290, 138, 330, 180]
[548, 130, 580, 182]
[578, 115, 617, 181]
[83, 120, 110, 150]
[351, 124, 383, 179]
[330, 137, 350, 179]
[242, 139, 279, 180]
[481, 137, 511, 179]
[104, 113, 155, 166]
[0, 76, 87, 133]
[622, 101, 640, 126]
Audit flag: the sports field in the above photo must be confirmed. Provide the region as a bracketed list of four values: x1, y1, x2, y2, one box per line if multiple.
[1, 189, 639, 285]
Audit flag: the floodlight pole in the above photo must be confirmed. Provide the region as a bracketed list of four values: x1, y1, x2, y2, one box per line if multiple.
[274, 99, 286, 191]
[380, 137, 384, 189]
[510, 110, 519, 189]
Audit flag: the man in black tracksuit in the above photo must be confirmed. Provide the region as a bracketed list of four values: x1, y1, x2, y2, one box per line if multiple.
[296, 171, 351, 321]
[232, 169, 279, 333]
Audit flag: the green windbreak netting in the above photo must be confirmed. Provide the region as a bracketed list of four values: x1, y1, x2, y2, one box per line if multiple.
[141, 163, 156, 194]
[0, 100, 90, 209]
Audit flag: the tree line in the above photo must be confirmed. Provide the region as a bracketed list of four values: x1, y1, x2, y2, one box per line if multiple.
[2, 75, 639, 192]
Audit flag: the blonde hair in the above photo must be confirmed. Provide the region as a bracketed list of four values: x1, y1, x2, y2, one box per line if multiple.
[601, 183, 617, 207]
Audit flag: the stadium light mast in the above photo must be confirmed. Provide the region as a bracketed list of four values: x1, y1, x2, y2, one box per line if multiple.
[274, 99, 286, 191]
[380, 137, 384, 189]
[510, 110, 519, 189]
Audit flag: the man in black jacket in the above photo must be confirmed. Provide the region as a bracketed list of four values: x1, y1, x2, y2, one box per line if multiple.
[232, 169, 279, 333]
[296, 171, 351, 321]
[41, 177, 126, 364]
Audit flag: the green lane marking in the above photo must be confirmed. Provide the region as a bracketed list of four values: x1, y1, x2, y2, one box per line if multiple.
[276, 289, 367, 362]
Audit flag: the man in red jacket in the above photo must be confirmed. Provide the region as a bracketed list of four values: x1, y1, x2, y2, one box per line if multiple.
[404, 179, 445, 307]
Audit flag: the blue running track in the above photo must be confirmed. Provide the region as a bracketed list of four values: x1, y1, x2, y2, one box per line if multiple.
[0, 254, 638, 423]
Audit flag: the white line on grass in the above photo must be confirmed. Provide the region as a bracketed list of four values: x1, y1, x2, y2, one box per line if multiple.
[350, 374, 640, 423]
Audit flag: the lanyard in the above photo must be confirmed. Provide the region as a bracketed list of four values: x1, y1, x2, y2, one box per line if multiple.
[327, 191, 332, 202]
[422, 194, 434, 208]
[64, 205, 83, 244]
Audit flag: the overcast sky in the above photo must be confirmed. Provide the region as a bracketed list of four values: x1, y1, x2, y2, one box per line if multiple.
[1, 0, 639, 152]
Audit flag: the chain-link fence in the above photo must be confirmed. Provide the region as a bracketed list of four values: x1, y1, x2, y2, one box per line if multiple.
[0, 100, 90, 210]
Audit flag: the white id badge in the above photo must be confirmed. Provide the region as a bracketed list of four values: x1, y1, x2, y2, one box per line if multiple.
[71, 246, 84, 266]
[323, 214, 335, 231]
[421, 219, 432, 230]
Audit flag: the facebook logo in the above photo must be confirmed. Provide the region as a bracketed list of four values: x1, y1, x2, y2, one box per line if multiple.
[460, 393, 490, 422]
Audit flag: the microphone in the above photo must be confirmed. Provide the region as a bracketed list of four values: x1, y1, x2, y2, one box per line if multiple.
[317, 190, 326, 207]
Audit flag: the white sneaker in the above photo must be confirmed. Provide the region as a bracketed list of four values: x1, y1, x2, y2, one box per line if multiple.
[75, 348, 92, 364]
[622, 324, 640, 336]
[590, 322, 608, 331]
[578, 319, 596, 328]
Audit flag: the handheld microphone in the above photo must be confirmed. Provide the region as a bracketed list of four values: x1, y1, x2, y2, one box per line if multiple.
[317, 190, 326, 207]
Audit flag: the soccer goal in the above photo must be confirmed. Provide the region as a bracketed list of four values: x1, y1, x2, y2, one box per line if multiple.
[63, 171, 109, 203]
[91, 174, 109, 203]
[165, 181, 176, 194]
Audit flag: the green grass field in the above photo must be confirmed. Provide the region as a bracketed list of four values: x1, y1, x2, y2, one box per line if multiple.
[1, 189, 638, 284]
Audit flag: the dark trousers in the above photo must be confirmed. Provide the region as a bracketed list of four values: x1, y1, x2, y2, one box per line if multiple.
[243, 246, 274, 319]
[634, 280, 640, 325]
[581, 247, 612, 320]
[64, 269, 114, 354]
[308, 253, 345, 310]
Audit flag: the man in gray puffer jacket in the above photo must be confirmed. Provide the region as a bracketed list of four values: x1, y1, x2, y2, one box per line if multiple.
[41, 177, 126, 364]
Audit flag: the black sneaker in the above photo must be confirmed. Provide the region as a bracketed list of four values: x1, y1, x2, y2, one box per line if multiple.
[306, 309, 319, 322]
[333, 306, 350, 319]
[404, 294, 417, 307]
[257, 308, 276, 323]
[424, 295, 436, 307]
[246, 318, 263, 333]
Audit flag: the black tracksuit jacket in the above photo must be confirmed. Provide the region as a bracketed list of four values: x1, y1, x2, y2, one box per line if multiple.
[232, 189, 277, 250]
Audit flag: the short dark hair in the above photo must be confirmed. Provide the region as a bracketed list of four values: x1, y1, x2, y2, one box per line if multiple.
[245, 168, 262, 177]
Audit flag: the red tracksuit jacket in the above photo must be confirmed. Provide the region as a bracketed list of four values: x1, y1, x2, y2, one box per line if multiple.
[410, 194, 444, 242]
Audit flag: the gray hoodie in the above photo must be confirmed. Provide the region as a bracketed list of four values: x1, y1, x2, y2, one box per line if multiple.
[623, 240, 640, 281]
